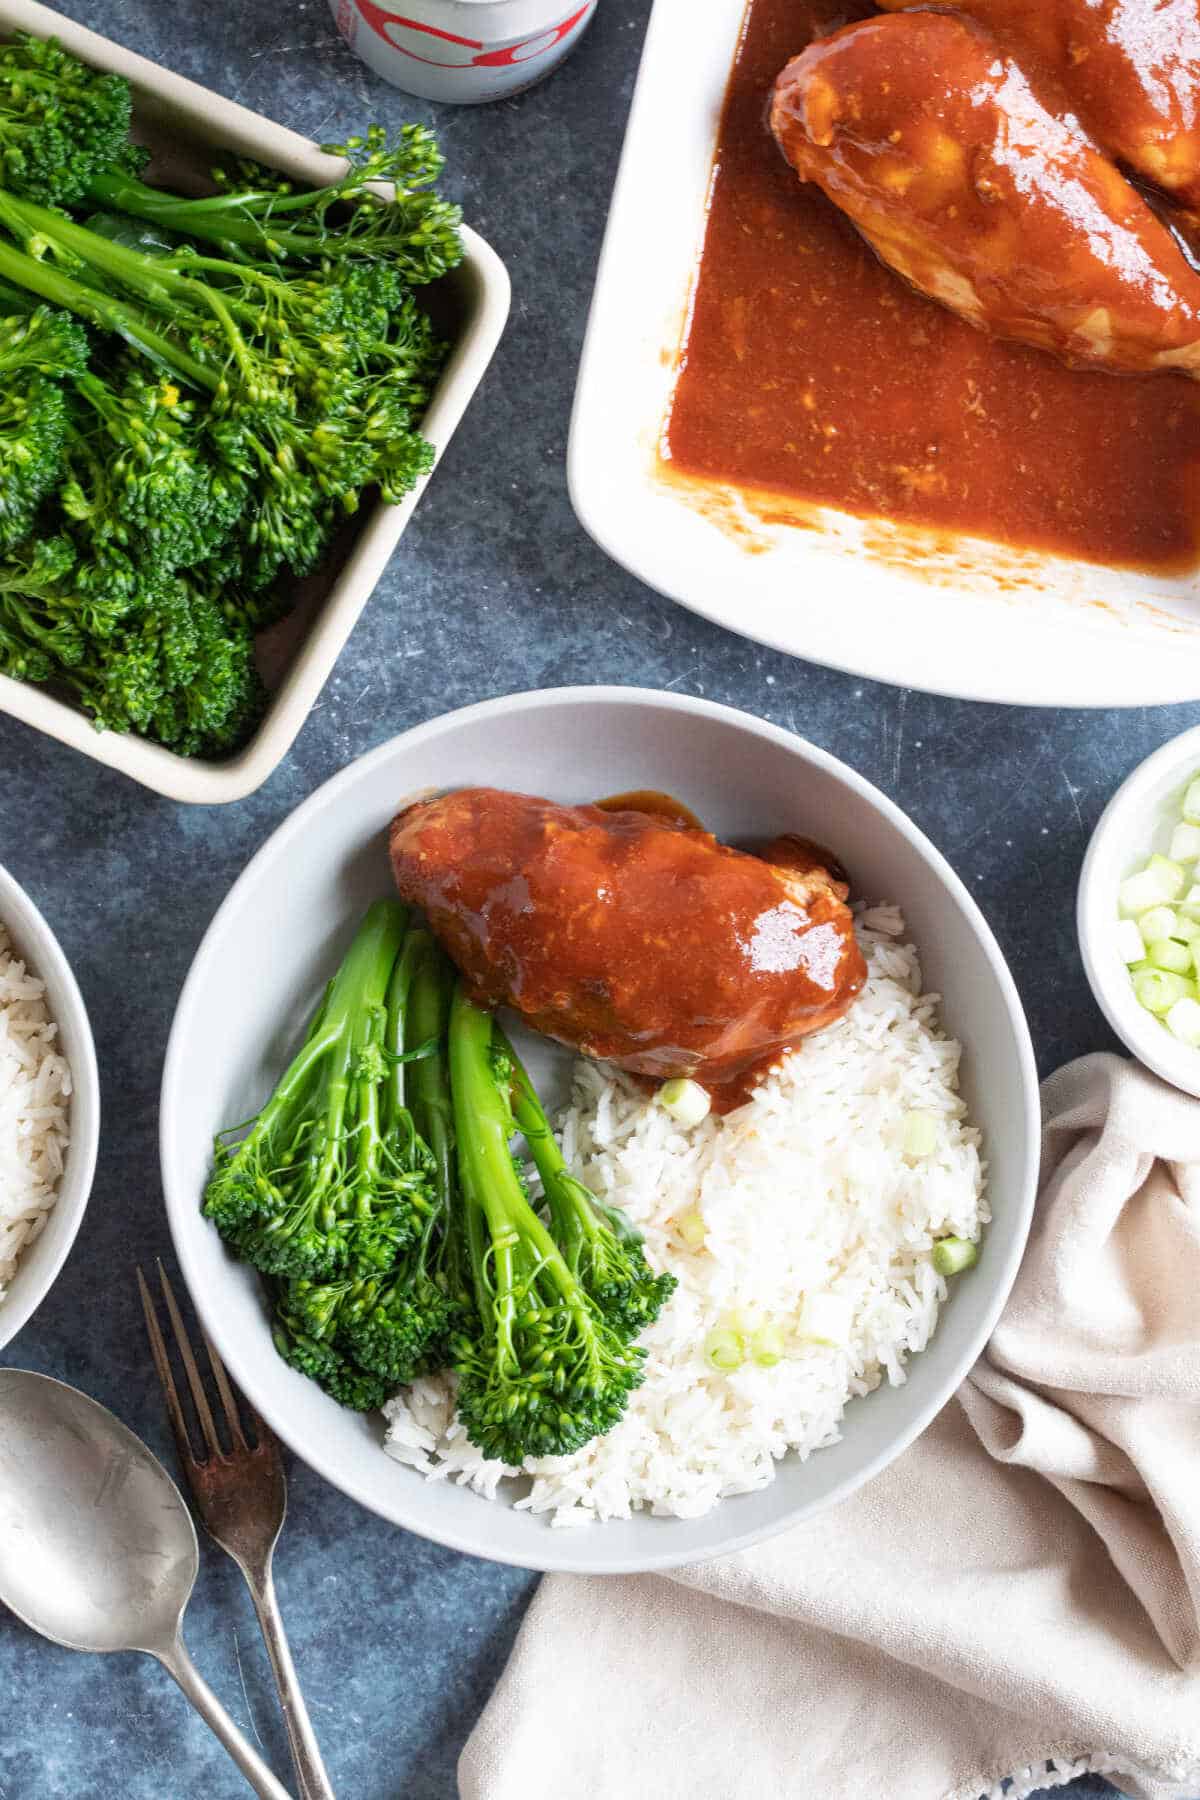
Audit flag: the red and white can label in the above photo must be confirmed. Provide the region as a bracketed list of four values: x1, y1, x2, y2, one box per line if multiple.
[332, 0, 597, 102]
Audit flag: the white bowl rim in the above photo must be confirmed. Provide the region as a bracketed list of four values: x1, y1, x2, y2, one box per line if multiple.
[162, 685, 1040, 1570]
[0, 863, 100, 1351]
[1078, 721, 1200, 1097]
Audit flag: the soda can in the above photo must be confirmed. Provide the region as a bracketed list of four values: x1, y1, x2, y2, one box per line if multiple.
[328, 0, 598, 104]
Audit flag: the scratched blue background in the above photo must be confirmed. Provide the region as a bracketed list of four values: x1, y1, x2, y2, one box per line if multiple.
[0, 0, 1196, 1795]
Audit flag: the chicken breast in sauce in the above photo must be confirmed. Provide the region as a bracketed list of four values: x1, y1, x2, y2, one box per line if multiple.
[388, 788, 866, 1110]
[770, 11, 1200, 375]
[880, 0, 1200, 212]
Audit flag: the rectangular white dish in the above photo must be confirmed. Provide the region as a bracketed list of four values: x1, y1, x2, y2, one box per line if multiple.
[0, 0, 510, 803]
[568, 0, 1200, 707]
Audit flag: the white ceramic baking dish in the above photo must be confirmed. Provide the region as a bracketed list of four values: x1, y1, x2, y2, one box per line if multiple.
[568, 0, 1200, 707]
[0, 0, 510, 803]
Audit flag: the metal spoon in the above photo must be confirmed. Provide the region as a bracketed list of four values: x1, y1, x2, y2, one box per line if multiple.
[0, 1368, 292, 1800]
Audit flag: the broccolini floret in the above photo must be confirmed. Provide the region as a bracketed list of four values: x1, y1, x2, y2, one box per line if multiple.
[0, 34, 139, 205]
[503, 1034, 677, 1339]
[0, 302, 87, 551]
[272, 932, 463, 1392]
[84, 123, 464, 287]
[448, 987, 647, 1465]
[204, 901, 437, 1283]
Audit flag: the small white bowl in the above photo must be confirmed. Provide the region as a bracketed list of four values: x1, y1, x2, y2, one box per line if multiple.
[1079, 723, 1200, 1097]
[162, 686, 1038, 1573]
[0, 865, 100, 1351]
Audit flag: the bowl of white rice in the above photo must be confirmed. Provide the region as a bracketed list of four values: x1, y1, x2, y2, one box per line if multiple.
[0, 863, 99, 1353]
[163, 687, 1039, 1573]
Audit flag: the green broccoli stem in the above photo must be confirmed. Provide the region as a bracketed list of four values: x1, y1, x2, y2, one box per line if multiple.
[502, 1035, 598, 1270]
[0, 235, 215, 388]
[84, 166, 370, 257]
[225, 899, 406, 1229]
[382, 915, 422, 1130]
[407, 941, 455, 1225]
[449, 987, 589, 1360]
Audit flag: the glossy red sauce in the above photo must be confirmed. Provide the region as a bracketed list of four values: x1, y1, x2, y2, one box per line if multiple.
[663, 0, 1200, 572]
[389, 787, 866, 1110]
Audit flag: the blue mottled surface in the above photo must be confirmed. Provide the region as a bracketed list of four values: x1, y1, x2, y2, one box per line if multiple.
[0, 1, 1195, 1795]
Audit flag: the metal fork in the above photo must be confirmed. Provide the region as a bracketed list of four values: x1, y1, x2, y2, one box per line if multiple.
[137, 1260, 335, 1800]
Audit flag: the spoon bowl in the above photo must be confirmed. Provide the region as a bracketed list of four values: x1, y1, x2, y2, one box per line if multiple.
[0, 1368, 197, 1656]
[0, 1370, 291, 1799]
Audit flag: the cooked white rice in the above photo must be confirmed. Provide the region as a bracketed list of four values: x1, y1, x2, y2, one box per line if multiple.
[0, 925, 72, 1299]
[383, 906, 986, 1525]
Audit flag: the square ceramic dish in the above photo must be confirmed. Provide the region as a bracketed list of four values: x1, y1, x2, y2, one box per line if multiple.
[568, 0, 1200, 707]
[0, 0, 510, 803]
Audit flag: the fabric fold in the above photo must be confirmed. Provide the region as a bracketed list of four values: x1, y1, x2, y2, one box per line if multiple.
[460, 1054, 1200, 1800]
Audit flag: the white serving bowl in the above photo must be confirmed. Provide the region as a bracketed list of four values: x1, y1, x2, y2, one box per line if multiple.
[1079, 724, 1200, 1096]
[161, 687, 1038, 1572]
[0, 0, 509, 804]
[0, 864, 100, 1352]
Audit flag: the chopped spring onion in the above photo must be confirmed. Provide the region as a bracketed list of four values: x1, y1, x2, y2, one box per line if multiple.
[1166, 997, 1200, 1046]
[751, 1321, 786, 1367]
[659, 1077, 711, 1127]
[795, 1291, 853, 1348]
[676, 1208, 708, 1250]
[1148, 855, 1187, 899]
[902, 1109, 938, 1158]
[1147, 938, 1192, 975]
[1133, 968, 1196, 1015]
[932, 1235, 978, 1276]
[704, 1326, 746, 1372]
[1170, 822, 1200, 863]
[1138, 905, 1179, 945]
[1117, 919, 1147, 964]
[1117, 919, 1148, 964]
[1120, 868, 1178, 916]
[1117, 782, 1200, 1049]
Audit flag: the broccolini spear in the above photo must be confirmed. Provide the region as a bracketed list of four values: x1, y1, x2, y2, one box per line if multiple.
[0, 198, 447, 589]
[85, 124, 464, 287]
[204, 900, 437, 1283]
[501, 1032, 677, 1339]
[448, 986, 647, 1465]
[280, 930, 464, 1393]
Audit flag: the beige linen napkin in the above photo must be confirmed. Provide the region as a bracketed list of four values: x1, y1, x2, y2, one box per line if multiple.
[460, 1053, 1200, 1800]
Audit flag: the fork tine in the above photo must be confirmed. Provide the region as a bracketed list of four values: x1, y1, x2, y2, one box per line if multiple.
[136, 1264, 201, 1468]
[156, 1258, 224, 1461]
[199, 1322, 251, 1453]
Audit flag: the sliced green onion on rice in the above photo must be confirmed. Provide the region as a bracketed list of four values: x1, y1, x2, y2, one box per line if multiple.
[676, 1208, 708, 1250]
[932, 1236, 978, 1277]
[751, 1321, 787, 1367]
[704, 1326, 746, 1372]
[659, 1077, 711, 1127]
[902, 1109, 938, 1158]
